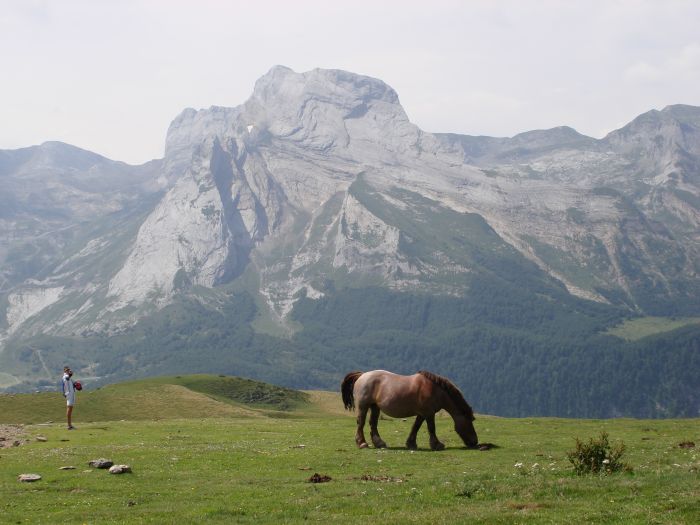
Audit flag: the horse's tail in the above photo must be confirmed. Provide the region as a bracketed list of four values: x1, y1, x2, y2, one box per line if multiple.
[341, 371, 363, 411]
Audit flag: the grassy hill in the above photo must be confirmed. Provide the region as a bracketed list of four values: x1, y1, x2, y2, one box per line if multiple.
[1, 375, 698, 523]
[0, 375, 311, 424]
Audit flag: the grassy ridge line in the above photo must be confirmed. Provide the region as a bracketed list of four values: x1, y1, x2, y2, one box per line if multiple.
[0, 375, 312, 425]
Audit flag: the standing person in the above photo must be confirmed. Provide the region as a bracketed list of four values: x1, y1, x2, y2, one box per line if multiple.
[62, 366, 76, 430]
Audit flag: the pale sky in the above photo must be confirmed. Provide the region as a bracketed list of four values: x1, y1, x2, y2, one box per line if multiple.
[2, 0, 700, 165]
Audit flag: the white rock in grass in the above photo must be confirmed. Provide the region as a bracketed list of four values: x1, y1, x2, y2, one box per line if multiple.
[108, 464, 132, 474]
[18, 474, 42, 482]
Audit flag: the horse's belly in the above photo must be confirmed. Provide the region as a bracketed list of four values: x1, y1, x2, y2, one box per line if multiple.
[378, 400, 419, 419]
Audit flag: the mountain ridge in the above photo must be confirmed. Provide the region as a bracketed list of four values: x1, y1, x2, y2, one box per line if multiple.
[1, 67, 698, 416]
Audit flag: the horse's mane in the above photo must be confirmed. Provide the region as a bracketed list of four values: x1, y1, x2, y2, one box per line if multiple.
[418, 370, 474, 417]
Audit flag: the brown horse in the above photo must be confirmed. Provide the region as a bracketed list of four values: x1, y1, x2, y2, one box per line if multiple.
[341, 370, 478, 451]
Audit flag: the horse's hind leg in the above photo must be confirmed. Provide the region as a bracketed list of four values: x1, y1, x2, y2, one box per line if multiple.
[369, 405, 387, 448]
[405, 415, 424, 450]
[355, 406, 369, 449]
[426, 415, 445, 451]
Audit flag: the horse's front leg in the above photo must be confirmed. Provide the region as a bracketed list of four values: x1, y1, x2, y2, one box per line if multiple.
[426, 414, 445, 451]
[369, 405, 387, 448]
[355, 406, 369, 449]
[405, 415, 424, 450]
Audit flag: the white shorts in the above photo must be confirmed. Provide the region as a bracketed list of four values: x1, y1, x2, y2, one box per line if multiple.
[66, 394, 75, 407]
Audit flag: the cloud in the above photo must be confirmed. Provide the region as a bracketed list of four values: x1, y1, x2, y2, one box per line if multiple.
[624, 61, 663, 83]
[625, 42, 700, 84]
[3, 1, 700, 162]
[406, 89, 525, 137]
[669, 42, 700, 73]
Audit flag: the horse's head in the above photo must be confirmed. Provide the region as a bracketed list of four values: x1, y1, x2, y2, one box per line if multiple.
[454, 406, 479, 448]
[417, 370, 479, 448]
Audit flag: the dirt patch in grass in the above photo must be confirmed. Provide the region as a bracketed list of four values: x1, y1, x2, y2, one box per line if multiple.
[359, 474, 404, 483]
[307, 473, 331, 483]
[678, 441, 695, 449]
[507, 502, 548, 511]
[0, 424, 25, 448]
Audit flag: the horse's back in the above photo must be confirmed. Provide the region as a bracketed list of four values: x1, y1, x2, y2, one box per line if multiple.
[355, 370, 413, 392]
[358, 369, 405, 383]
[354, 370, 424, 418]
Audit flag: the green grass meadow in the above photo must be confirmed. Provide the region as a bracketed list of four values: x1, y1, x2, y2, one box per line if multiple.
[1, 376, 698, 524]
[606, 316, 700, 341]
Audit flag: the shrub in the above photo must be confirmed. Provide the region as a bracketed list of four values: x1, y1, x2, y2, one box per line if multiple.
[567, 432, 630, 475]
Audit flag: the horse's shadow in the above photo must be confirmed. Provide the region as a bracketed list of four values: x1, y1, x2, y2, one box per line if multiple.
[380, 445, 495, 452]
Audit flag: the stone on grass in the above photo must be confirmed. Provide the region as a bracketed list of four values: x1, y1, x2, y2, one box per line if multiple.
[18, 474, 42, 482]
[88, 458, 114, 469]
[108, 464, 132, 474]
[36, 436, 48, 442]
[59, 466, 76, 470]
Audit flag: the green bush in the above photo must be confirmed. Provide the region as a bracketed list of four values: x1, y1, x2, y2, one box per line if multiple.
[567, 432, 630, 475]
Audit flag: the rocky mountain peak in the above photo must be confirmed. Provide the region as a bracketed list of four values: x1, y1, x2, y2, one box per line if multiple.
[251, 65, 400, 109]
[164, 66, 417, 169]
[660, 104, 700, 125]
[510, 126, 590, 146]
[0, 142, 108, 176]
[605, 105, 700, 151]
[603, 105, 700, 181]
[243, 66, 413, 155]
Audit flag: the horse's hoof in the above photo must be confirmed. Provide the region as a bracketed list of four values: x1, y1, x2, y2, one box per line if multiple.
[372, 437, 387, 448]
[431, 443, 445, 451]
[405, 442, 417, 450]
[358, 442, 369, 449]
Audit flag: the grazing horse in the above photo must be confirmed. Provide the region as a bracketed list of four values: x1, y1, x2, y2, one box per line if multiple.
[341, 370, 478, 450]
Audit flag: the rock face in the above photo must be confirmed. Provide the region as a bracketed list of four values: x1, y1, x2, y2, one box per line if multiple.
[0, 141, 164, 340]
[332, 192, 411, 277]
[1, 66, 699, 387]
[37, 66, 432, 320]
[107, 139, 254, 308]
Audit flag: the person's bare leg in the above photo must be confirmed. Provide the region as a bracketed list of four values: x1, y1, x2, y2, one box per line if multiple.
[66, 405, 73, 428]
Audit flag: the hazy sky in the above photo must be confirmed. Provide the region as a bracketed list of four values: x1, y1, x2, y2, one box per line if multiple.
[2, 0, 700, 164]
